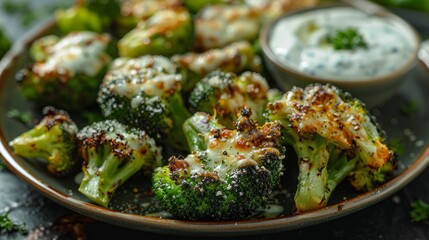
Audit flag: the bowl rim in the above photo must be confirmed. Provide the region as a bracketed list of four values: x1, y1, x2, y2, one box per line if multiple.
[260, 0, 422, 87]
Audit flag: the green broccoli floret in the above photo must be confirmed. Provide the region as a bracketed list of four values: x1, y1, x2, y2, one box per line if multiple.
[115, 0, 183, 37]
[77, 119, 163, 207]
[16, 31, 112, 112]
[265, 83, 395, 212]
[194, 4, 260, 51]
[189, 70, 271, 128]
[172, 41, 261, 92]
[97, 56, 191, 151]
[0, 26, 11, 59]
[55, 0, 120, 33]
[118, 7, 193, 57]
[9, 106, 79, 177]
[152, 109, 285, 220]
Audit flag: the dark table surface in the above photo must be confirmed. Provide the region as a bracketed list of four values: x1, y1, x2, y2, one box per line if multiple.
[1, 1, 429, 239]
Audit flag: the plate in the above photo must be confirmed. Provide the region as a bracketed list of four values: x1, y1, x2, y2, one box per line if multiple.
[1, 19, 429, 236]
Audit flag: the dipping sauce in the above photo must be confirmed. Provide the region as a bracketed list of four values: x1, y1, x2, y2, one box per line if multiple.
[269, 7, 414, 80]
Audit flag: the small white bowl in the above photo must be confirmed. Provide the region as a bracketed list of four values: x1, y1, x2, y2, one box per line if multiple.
[260, 1, 421, 108]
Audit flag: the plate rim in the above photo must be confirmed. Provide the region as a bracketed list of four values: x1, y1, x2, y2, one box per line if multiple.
[1, 19, 429, 236]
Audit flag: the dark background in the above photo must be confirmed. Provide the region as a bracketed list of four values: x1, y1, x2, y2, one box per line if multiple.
[1, 1, 429, 239]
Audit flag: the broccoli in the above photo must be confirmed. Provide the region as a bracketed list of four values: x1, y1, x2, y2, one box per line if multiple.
[55, 0, 120, 33]
[152, 109, 285, 220]
[265, 83, 395, 211]
[244, 0, 320, 24]
[188, 70, 271, 128]
[76, 119, 163, 207]
[116, 0, 183, 36]
[0, 26, 11, 59]
[16, 31, 112, 112]
[172, 41, 262, 92]
[118, 7, 193, 57]
[194, 4, 260, 51]
[97, 56, 191, 151]
[9, 106, 79, 177]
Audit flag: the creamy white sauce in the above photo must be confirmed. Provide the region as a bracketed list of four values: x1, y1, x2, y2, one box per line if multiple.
[269, 7, 414, 80]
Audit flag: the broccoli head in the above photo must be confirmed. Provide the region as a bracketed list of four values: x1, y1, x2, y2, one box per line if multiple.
[16, 31, 112, 112]
[172, 41, 262, 92]
[77, 119, 163, 207]
[152, 109, 285, 220]
[118, 7, 193, 57]
[9, 106, 79, 177]
[265, 83, 395, 211]
[189, 70, 270, 128]
[97, 56, 190, 150]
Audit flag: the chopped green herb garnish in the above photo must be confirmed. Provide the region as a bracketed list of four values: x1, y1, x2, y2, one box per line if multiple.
[326, 28, 368, 51]
[7, 109, 33, 127]
[0, 211, 27, 235]
[400, 100, 419, 116]
[410, 200, 429, 222]
[389, 137, 405, 155]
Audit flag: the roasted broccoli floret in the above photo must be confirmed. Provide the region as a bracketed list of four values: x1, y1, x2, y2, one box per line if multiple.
[16, 31, 111, 112]
[77, 119, 163, 207]
[0, 26, 11, 59]
[116, 0, 183, 36]
[265, 83, 395, 211]
[244, 0, 319, 24]
[194, 4, 260, 51]
[97, 56, 191, 150]
[189, 70, 271, 128]
[118, 7, 193, 57]
[55, 0, 120, 33]
[9, 106, 79, 177]
[172, 41, 261, 92]
[152, 109, 285, 220]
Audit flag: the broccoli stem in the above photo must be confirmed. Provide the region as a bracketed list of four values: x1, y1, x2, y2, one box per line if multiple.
[166, 92, 191, 151]
[11, 127, 58, 160]
[293, 134, 333, 211]
[183, 114, 209, 152]
[79, 147, 113, 207]
[327, 150, 359, 193]
[182, 117, 208, 152]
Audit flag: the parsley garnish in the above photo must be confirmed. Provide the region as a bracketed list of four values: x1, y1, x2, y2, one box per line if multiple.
[7, 109, 33, 127]
[0, 211, 27, 235]
[410, 200, 429, 222]
[326, 28, 368, 51]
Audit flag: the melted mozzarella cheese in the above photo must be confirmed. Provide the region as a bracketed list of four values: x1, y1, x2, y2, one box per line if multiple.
[34, 32, 110, 78]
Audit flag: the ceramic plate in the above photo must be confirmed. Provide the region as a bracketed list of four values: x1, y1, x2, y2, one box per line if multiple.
[1, 18, 429, 236]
